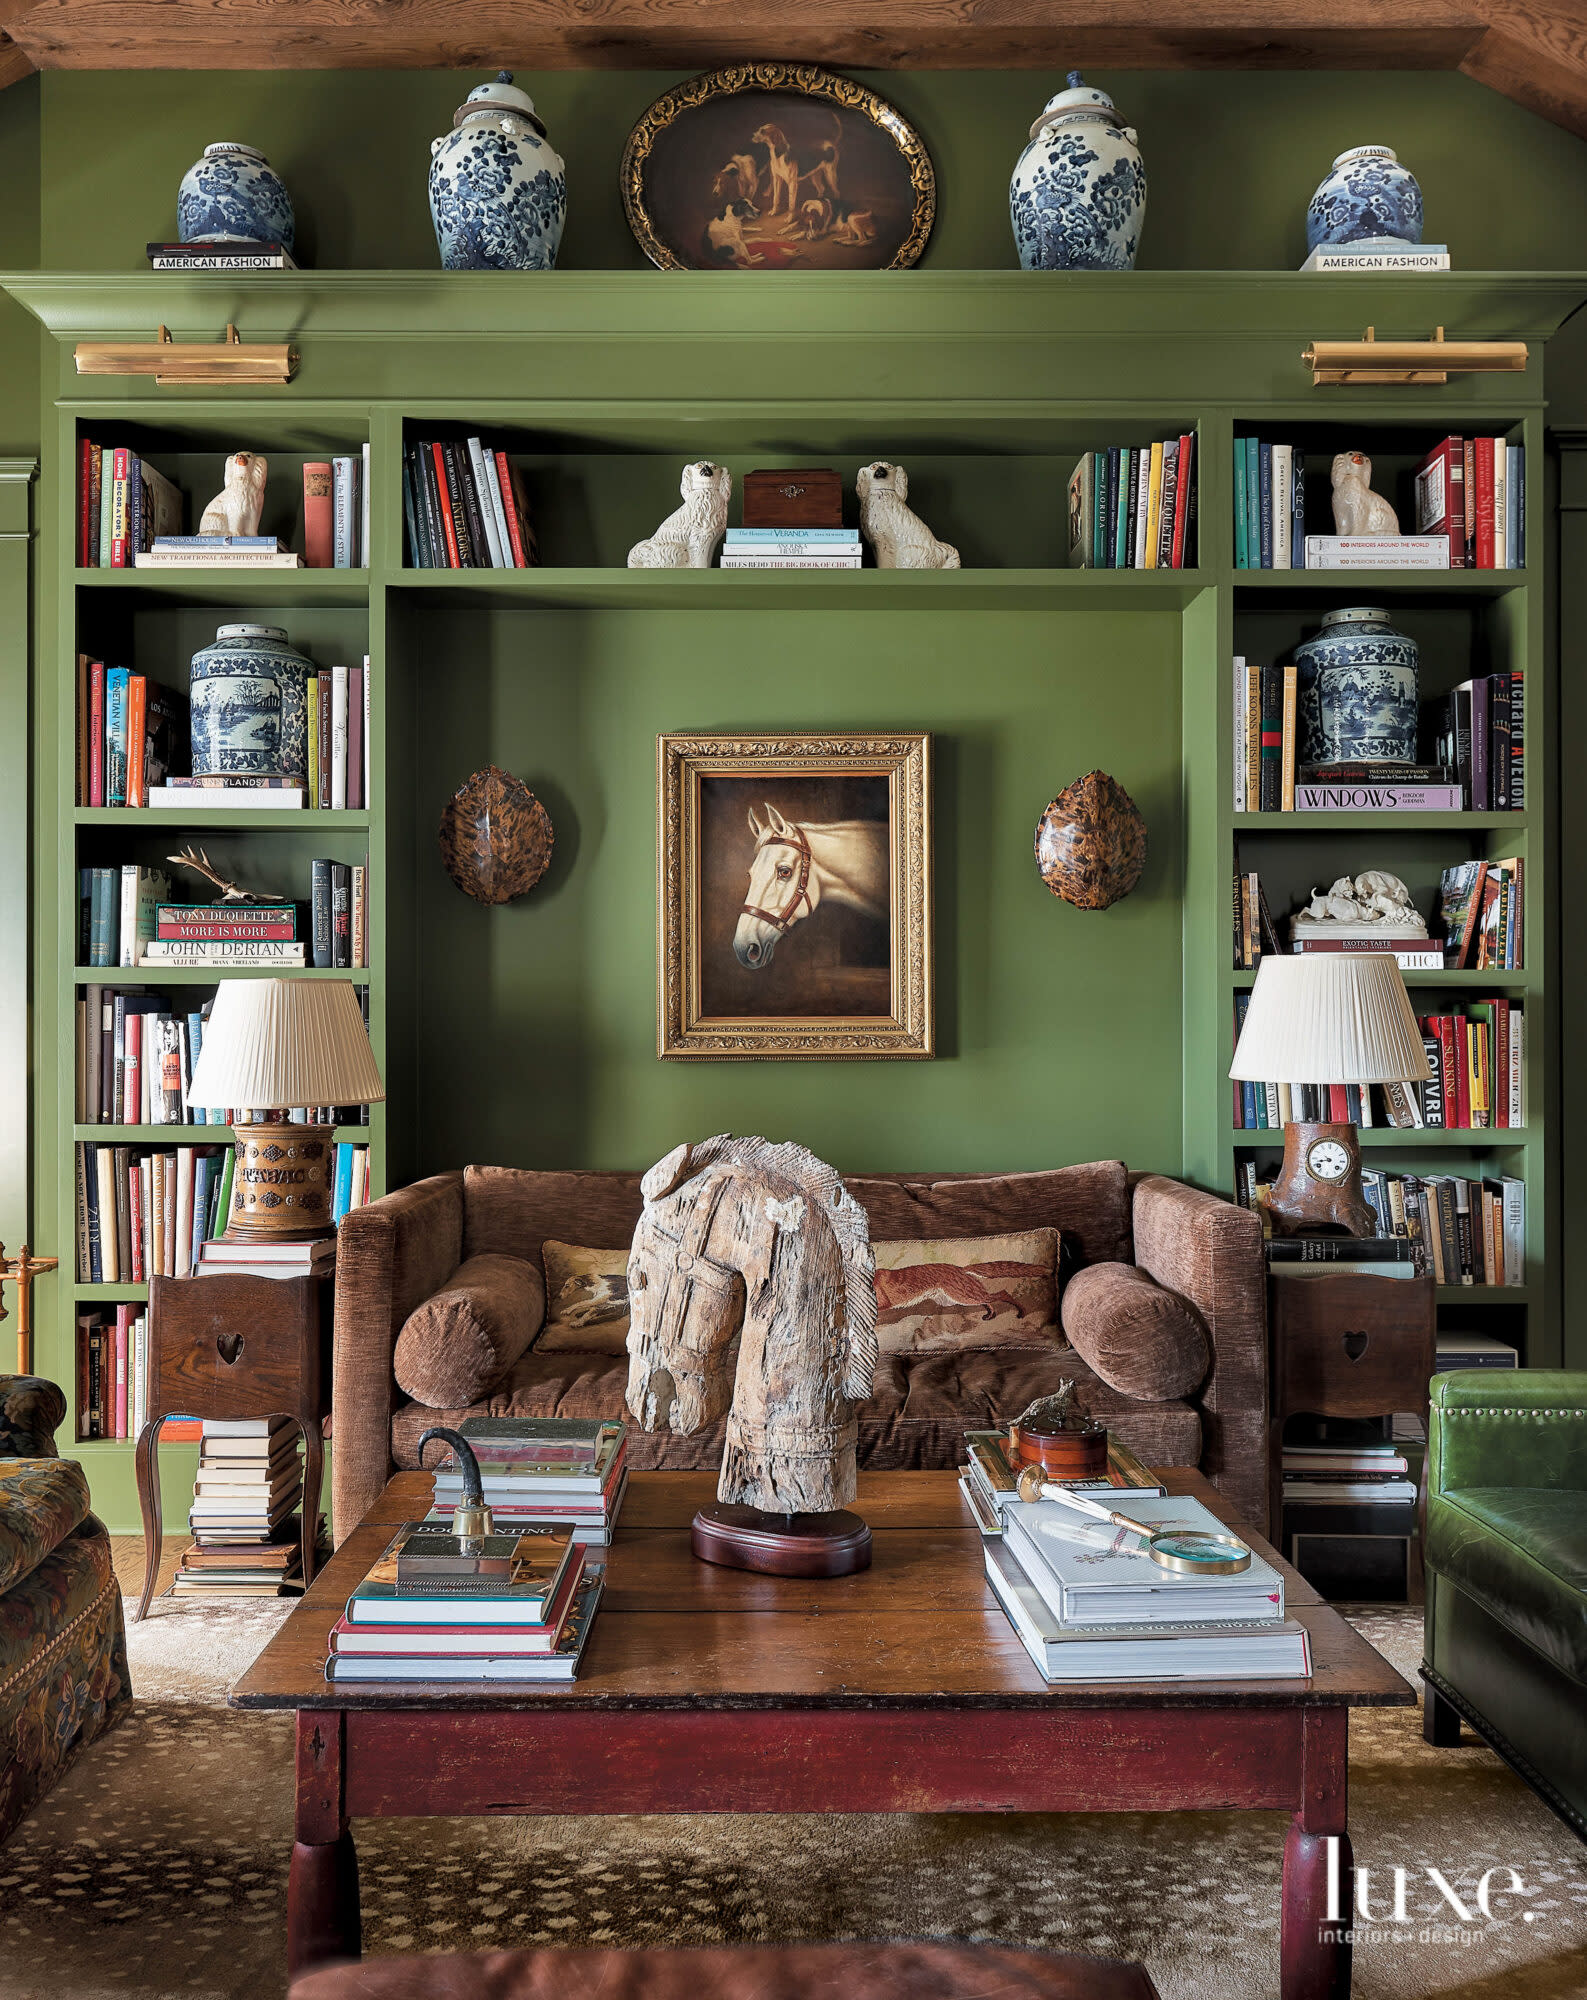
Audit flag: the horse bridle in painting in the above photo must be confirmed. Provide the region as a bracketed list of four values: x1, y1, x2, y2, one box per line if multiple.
[740, 823, 813, 934]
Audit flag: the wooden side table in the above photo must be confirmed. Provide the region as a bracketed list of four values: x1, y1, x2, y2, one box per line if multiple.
[1266, 1269, 1438, 1596]
[134, 1265, 334, 1620]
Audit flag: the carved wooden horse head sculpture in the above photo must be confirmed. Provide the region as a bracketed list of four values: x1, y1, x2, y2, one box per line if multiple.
[625, 1135, 877, 1515]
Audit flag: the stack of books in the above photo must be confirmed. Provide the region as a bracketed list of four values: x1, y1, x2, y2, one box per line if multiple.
[1279, 1413, 1421, 1599]
[73, 1140, 230, 1281]
[1234, 1178, 1526, 1287]
[197, 1236, 336, 1281]
[174, 1417, 310, 1597]
[135, 536, 301, 570]
[325, 1520, 601, 1682]
[75, 1302, 151, 1439]
[148, 238, 297, 271]
[77, 442, 183, 567]
[982, 1485, 1311, 1683]
[143, 899, 307, 970]
[428, 1418, 628, 1547]
[958, 1425, 1162, 1537]
[1067, 435, 1196, 569]
[718, 528, 862, 569]
[1414, 436, 1526, 569]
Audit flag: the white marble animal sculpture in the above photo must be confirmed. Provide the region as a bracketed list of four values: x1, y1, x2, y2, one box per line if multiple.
[198, 450, 269, 538]
[856, 461, 960, 570]
[1299, 871, 1426, 932]
[628, 461, 731, 569]
[1330, 451, 1399, 536]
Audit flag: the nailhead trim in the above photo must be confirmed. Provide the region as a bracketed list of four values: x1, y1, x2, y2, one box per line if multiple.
[1443, 1408, 1587, 1419]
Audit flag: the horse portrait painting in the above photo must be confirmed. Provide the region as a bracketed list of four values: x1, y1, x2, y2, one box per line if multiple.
[658, 732, 933, 1059]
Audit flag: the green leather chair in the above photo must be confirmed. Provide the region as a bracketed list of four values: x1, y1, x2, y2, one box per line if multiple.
[1422, 1368, 1587, 1841]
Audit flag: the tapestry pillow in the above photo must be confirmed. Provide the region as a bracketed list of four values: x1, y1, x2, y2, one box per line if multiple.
[393, 1253, 544, 1409]
[871, 1228, 1060, 1355]
[1060, 1261, 1211, 1402]
[535, 1241, 633, 1354]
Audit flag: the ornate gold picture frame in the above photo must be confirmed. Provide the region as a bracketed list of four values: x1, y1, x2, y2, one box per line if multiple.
[658, 733, 933, 1060]
[622, 66, 936, 272]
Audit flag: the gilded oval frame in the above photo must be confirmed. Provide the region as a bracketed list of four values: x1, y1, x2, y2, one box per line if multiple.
[621, 65, 935, 272]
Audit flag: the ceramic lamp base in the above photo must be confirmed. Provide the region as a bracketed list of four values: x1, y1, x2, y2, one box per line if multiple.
[1269, 1120, 1377, 1238]
[222, 1120, 338, 1243]
[691, 1504, 872, 1577]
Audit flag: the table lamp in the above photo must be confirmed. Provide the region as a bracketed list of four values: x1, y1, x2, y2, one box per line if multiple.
[1228, 954, 1429, 1237]
[185, 977, 385, 1243]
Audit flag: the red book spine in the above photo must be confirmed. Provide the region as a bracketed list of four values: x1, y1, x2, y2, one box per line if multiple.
[302, 462, 334, 568]
[126, 673, 148, 808]
[78, 437, 95, 567]
[431, 442, 461, 567]
[1327, 1083, 1350, 1122]
[1170, 432, 1193, 569]
[114, 1305, 130, 1439]
[1493, 1000, 1510, 1129]
[1473, 437, 1496, 568]
[496, 450, 528, 566]
[123, 1012, 141, 1124]
[1415, 437, 1465, 568]
[88, 661, 105, 807]
[128, 1160, 145, 1280]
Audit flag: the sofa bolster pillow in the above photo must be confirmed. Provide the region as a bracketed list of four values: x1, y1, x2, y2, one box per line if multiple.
[1060, 1262, 1210, 1402]
[393, 1253, 545, 1409]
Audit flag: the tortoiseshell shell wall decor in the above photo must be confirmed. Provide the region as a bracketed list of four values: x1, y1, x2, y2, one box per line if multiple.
[439, 765, 555, 905]
[1034, 771, 1147, 911]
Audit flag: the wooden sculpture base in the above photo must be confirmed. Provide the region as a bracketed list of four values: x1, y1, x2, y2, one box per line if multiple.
[691, 1504, 873, 1577]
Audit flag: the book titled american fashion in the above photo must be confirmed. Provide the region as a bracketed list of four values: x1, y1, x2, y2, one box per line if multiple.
[984, 1540, 1311, 1683]
[1003, 1495, 1285, 1627]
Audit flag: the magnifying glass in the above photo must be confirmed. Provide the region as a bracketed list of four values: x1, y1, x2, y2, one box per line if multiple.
[1015, 1466, 1253, 1574]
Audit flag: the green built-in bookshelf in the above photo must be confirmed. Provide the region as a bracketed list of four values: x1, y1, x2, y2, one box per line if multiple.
[6, 270, 1582, 1530]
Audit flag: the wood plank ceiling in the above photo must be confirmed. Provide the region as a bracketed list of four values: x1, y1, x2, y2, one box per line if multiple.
[0, 1, 1582, 142]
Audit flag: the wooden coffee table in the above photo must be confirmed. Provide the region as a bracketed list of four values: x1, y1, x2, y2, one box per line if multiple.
[230, 1468, 1412, 1999]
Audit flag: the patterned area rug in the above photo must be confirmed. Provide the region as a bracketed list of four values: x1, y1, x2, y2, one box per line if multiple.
[0, 1593, 1584, 2000]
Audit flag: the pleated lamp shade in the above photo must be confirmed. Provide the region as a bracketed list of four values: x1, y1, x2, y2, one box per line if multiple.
[186, 977, 386, 1110]
[1228, 955, 1430, 1086]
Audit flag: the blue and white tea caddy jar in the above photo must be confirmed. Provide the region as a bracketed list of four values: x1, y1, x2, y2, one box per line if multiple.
[189, 624, 315, 781]
[429, 71, 566, 271]
[1294, 607, 1420, 766]
[1306, 145, 1423, 252]
[1010, 72, 1147, 271]
[177, 143, 296, 250]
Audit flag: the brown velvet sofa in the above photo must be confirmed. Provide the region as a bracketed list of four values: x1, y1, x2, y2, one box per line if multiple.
[330, 1161, 1267, 1544]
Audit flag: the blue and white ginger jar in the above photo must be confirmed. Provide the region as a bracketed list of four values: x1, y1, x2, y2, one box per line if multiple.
[1306, 145, 1423, 251]
[1010, 73, 1146, 272]
[429, 71, 566, 271]
[177, 143, 295, 250]
[1294, 607, 1420, 767]
[189, 624, 316, 781]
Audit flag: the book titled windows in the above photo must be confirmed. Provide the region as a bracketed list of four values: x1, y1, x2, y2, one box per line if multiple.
[405, 439, 536, 568]
[1067, 437, 1196, 570]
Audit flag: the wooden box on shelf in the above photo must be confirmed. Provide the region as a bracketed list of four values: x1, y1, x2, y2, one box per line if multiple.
[133, 1262, 333, 1619]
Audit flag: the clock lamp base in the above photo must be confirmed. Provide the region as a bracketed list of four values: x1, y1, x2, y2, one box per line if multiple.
[1268, 1121, 1377, 1238]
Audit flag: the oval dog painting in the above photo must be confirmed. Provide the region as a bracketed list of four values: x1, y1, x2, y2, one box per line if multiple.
[623, 67, 935, 271]
[699, 773, 892, 1019]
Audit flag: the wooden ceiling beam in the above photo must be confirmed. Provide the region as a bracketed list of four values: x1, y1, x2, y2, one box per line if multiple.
[0, 2, 1581, 145]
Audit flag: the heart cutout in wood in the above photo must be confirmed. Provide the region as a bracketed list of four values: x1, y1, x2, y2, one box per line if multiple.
[217, 1332, 245, 1366]
[1342, 1331, 1369, 1362]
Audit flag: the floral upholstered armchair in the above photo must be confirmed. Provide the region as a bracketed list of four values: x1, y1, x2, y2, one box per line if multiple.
[0, 1377, 128, 1845]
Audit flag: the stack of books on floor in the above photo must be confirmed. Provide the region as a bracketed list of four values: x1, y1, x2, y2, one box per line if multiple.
[1280, 1415, 1420, 1601]
[173, 1417, 312, 1598]
[983, 1486, 1312, 1683]
[427, 1418, 628, 1546]
[958, 1426, 1162, 1537]
[718, 528, 862, 569]
[325, 1519, 601, 1682]
[1068, 435, 1196, 569]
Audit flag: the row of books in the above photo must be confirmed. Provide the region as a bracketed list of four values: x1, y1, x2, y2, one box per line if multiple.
[1232, 437, 1524, 569]
[1232, 659, 1526, 814]
[74, 1141, 229, 1282]
[718, 528, 861, 570]
[326, 1419, 622, 1682]
[1440, 857, 1524, 970]
[1281, 1436, 1417, 1508]
[1232, 1000, 1525, 1131]
[1066, 436, 1197, 570]
[75, 983, 371, 1129]
[177, 1418, 312, 1598]
[75, 442, 183, 567]
[961, 1431, 1310, 1683]
[403, 437, 536, 569]
[76, 1304, 150, 1439]
[75, 661, 186, 808]
[79, 867, 369, 969]
[1236, 1166, 1525, 1287]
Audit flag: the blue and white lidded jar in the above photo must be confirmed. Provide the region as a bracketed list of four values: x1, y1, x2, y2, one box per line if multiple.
[1294, 607, 1420, 767]
[177, 143, 296, 250]
[1010, 73, 1147, 272]
[429, 71, 566, 271]
[1305, 145, 1423, 252]
[189, 623, 316, 781]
